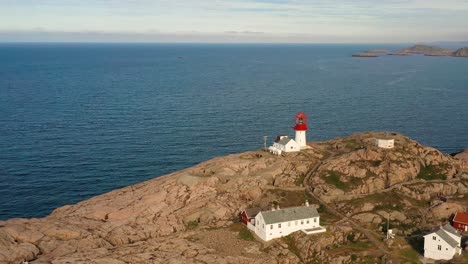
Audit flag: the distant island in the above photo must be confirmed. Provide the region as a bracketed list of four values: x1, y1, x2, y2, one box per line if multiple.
[353, 44, 468, 58]
[352, 52, 379, 57]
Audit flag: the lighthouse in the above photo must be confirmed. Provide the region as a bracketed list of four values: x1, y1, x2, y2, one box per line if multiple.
[294, 112, 308, 148]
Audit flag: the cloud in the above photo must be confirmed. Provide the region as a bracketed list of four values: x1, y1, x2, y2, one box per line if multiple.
[0, 0, 467, 42]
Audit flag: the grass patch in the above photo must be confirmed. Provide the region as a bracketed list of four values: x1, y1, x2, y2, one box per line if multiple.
[324, 171, 347, 190]
[344, 139, 360, 149]
[323, 171, 363, 191]
[265, 189, 314, 208]
[238, 228, 255, 241]
[398, 248, 420, 262]
[417, 165, 447, 180]
[282, 235, 301, 259]
[295, 173, 306, 186]
[186, 220, 199, 230]
[351, 241, 371, 249]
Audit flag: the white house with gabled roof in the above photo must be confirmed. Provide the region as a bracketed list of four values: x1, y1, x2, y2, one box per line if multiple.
[423, 224, 462, 260]
[268, 135, 300, 155]
[250, 202, 326, 241]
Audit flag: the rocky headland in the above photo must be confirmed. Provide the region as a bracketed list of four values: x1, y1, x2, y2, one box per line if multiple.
[366, 49, 390, 54]
[454, 47, 468, 57]
[0, 132, 467, 264]
[354, 44, 468, 58]
[352, 53, 378, 58]
[398, 45, 454, 56]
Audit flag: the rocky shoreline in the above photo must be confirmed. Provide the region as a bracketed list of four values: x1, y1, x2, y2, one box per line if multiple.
[0, 132, 467, 263]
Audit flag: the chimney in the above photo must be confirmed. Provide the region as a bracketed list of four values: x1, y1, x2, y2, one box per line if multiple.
[305, 200, 309, 207]
[276, 204, 280, 210]
[271, 204, 276, 211]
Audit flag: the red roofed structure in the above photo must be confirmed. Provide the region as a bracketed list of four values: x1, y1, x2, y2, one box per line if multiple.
[452, 212, 468, 232]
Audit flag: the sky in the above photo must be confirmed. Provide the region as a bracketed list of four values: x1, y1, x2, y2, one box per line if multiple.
[1, 0, 468, 43]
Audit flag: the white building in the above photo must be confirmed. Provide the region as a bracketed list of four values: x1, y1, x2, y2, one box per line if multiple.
[376, 139, 394, 149]
[423, 224, 462, 260]
[248, 203, 326, 241]
[268, 135, 300, 155]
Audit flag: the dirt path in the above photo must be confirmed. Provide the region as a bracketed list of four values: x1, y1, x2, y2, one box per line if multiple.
[307, 188, 401, 264]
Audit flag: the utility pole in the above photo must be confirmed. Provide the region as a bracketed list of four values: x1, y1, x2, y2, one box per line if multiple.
[263, 136, 268, 150]
[386, 212, 390, 240]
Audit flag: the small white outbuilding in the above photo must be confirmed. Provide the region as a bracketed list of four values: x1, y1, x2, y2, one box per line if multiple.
[376, 139, 394, 149]
[423, 224, 462, 260]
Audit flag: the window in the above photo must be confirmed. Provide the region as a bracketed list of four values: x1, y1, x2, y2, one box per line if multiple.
[278, 224, 281, 228]
[263, 224, 264, 229]
[306, 220, 310, 224]
[270, 225, 273, 230]
[433, 236, 436, 240]
[301, 221, 304, 225]
[438, 245, 441, 250]
[314, 218, 317, 223]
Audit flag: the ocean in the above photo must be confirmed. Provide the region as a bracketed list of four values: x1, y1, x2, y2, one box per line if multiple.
[0, 43, 467, 220]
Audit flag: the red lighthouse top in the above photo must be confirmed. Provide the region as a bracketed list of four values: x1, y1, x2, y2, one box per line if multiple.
[294, 112, 308, 131]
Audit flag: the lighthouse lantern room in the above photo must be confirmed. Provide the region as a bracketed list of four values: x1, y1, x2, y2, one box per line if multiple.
[294, 112, 308, 148]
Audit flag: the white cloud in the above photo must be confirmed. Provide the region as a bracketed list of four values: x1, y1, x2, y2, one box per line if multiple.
[0, 0, 467, 42]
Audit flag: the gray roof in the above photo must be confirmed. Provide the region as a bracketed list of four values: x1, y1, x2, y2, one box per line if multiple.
[442, 224, 459, 236]
[435, 229, 459, 248]
[276, 136, 292, 146]
[244, 208, 261, 218]
[426, 224, 461, 248]
[261, 206, 319, 224]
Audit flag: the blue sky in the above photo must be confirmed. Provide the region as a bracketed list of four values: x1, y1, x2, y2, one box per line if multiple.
[1, 0, 468, 42]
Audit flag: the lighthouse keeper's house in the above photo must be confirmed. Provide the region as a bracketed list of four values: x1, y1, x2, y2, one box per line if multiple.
[243, 202, 326, 241]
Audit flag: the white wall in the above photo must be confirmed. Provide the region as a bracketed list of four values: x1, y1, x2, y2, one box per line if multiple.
[295, 130, 306, 147]
[284, 140, 300, 152]
[254, 212, 320, 241]
[424, 233, 456, 260]
[273, 142, 285, 151]
[377, 139, 394, 149]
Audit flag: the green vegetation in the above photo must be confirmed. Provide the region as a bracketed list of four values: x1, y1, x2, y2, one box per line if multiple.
[398, 248, 420, 263]
[417, 165, 447, 180]
[344, 139, 360, 149]
[346, 233, 355, 242]
[238, 228, 254, 241]
[324, 171, 347, 190]
[323, 171, 363, 191]
[295, 173, 306, 186]
[282, 235, 301, 259]
[266, 189, 314, 208]
[186, 220, 199, 230]
[351, 241, 371, 249]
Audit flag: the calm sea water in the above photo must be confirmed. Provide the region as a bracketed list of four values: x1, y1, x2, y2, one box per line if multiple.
[0, 43, 467, 220]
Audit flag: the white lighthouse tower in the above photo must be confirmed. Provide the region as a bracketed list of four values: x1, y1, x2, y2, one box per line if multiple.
[294, 112, 308, 148]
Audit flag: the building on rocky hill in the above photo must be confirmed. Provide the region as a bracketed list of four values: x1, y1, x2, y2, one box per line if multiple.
[241, 207, 261, 226]
[268, 112, 309, 155]
[452, 212, 468, 232]
[243, 201, 326, 241]
[268, 135, 300, 155]
[376, 138, 394, 149]
[423, 224, 462, 260]
[294, 112, 308, 149]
